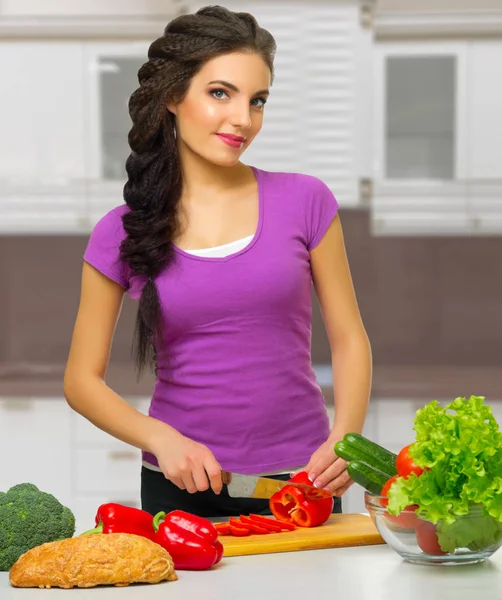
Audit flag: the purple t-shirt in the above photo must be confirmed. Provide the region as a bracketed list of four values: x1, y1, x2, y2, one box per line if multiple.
[83, 167, 339, 474]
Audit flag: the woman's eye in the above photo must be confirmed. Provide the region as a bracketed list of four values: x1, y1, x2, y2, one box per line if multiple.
[210, 89, 229, 100]
[252, 97, 267, 109]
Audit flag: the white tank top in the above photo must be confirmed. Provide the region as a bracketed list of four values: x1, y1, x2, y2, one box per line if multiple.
[183, 235, 254, 258]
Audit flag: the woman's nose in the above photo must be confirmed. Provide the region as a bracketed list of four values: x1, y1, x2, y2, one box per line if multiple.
[229, 102, 252, 130]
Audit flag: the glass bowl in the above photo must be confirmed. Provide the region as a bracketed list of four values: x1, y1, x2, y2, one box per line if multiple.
[365, 492, 502, 566]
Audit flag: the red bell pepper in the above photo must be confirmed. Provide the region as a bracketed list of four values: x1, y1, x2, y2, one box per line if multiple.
[153, 510, 224, 570]
[269, 471, 334, 527]
[80, 503, 156, 541]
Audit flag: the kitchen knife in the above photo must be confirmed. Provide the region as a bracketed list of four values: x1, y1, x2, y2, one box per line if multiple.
[221, 471, 335, 500]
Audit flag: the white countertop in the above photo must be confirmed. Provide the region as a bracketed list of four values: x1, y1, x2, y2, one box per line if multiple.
[2, 544, 502, 600]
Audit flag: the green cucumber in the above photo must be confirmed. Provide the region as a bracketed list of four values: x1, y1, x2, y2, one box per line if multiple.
[347, 460, 390, 496]
[335, 433, 397, 478]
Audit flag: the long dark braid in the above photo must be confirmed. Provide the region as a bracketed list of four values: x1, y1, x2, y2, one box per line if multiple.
[120, 6, 276, 375]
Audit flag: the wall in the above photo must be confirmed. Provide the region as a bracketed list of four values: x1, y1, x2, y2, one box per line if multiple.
[0, 0, 176, 15]
[1, 208, 501, 377]
[378, 0, 502, 11]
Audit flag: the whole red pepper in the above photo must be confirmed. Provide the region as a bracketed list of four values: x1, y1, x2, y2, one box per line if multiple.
[270, 471, 334, 527]
[153, 510, 224, 570]
[80, 503, 156, 541]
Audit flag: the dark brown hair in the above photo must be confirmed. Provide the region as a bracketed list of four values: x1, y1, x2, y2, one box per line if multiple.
[119, 5, 276, 375]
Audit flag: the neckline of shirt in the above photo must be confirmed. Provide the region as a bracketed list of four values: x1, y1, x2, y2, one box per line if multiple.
[184, 234, 254, 256]
[171, 165, 263, 263]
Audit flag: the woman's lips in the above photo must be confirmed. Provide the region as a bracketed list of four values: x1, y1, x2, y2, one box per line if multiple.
[216, 134, 245, 148]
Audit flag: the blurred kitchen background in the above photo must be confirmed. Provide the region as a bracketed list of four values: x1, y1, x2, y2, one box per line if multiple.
[1, 0, 501, 530]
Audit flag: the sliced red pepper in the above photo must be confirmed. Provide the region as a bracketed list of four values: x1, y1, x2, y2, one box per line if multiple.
[269, 471, 333, 528]
[238, 515, 270, 534]
[153, 510, 223, 570]
[229, 523, 252, 536]
[80, 503, 156, 541]
[250, 514, 296, 531]
[214, 522, 231, 535]
[229, 517, 268, 533]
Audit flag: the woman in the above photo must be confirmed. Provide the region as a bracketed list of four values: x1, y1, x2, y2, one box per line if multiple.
[64, 6, 372, 518]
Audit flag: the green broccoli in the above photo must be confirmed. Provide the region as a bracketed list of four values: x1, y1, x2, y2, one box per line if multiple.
[0, 482, 75, 571]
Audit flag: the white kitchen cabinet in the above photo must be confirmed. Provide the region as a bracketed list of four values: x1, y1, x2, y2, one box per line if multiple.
[0, 43, 86, 182]
[0, 39, 149, 233]
[0, 42, 88, 234]
[69, 397, 151, 531]
[0, 395, 152, 533]
[83, 42, 150, 227]
[0, 1, 373, 233]
[371, 42, 469, 236]
[0, 398, 72, 507]
[187, 0, 374, 207]
[466, 42, 502, 181]
[84, 42, 149, 184]
[372, 39, 502, 236]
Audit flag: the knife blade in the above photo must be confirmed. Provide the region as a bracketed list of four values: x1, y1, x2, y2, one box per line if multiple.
[222, 471, 335, 500]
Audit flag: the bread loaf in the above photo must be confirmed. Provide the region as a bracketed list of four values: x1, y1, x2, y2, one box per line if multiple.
[9, 533, 178, 588]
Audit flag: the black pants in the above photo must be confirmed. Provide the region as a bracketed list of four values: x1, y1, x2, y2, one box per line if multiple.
[141, 466, 342, 518]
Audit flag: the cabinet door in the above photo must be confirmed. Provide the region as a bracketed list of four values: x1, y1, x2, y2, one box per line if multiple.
[84, 41, 149, 225]
[0, 399, 72, 506]
[0, 42, 87, 233]
[0, 42, 86, 182]
[465, 42, 502, 233]
[466, 42, 502, 181]
[372, 42, 469, 235]
[189, 0, 371, 207]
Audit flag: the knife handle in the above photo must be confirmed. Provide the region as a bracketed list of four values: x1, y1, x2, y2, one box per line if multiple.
[221, 470, 232, 485]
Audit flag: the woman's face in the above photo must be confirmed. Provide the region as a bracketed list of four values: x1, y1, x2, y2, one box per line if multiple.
[168, 51, 271, 167]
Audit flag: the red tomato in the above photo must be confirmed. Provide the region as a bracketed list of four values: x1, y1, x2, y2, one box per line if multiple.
[386, 507, 420, 530]
[380, 474, 400, 507]
[381, 474, 419, 529]
[415, 520, 447, 555]
[396, 444, 425, 477]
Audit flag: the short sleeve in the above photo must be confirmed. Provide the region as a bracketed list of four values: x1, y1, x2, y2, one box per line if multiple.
[83, 205, 130, 289]
[304, 177, 339, 251]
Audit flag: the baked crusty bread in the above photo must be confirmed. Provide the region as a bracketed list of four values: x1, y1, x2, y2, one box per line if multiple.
[9, 533, 178, 589]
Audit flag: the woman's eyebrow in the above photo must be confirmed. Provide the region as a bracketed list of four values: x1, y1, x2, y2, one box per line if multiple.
[207, 80, 270, 96]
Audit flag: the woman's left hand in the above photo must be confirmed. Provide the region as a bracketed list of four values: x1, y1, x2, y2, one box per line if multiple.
[294, 439, 353, 496]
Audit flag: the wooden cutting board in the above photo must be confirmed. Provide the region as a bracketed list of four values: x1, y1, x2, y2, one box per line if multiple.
[218, 514, 385, 557]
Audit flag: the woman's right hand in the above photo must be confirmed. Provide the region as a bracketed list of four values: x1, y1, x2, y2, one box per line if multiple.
[151, 428, 224, 495]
